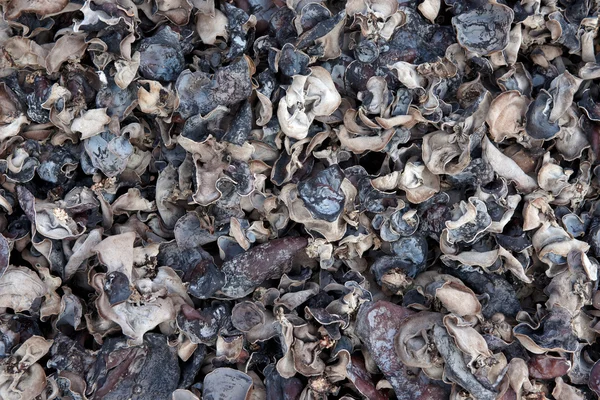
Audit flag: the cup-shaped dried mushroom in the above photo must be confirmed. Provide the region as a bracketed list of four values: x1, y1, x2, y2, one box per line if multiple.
[525, 90, 561, 140]
[486, 91, 529, 142]
[444, 197, 492, 245]
[513, 307, 579, 354]
[394, 311, 444, 370]
[0, 336, 53, 400]
[278, 67, 341, 140]
[422, 130, 471, 176]
[298, 165, 346, 223]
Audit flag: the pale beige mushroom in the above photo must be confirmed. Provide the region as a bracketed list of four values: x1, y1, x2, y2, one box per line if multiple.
[486, 91, 529, 142]
[278, 67, 341, 140]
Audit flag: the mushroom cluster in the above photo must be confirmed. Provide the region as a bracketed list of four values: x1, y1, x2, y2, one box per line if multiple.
[0, 0, 600, 398]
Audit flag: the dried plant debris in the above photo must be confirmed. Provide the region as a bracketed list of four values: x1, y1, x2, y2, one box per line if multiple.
[2, 0, 600, 399]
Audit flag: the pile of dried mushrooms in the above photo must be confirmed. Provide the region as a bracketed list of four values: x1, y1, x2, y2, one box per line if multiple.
[1, 0, 600, 398]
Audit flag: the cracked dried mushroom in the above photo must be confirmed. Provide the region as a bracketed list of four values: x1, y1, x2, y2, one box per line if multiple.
[0, 0, 600, 398]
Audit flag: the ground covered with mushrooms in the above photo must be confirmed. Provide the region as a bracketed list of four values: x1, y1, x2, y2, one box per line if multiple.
[2, 0, 600, 399]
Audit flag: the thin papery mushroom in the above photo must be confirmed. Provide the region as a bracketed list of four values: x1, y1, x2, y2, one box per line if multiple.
[326, 281, 372, 320]
[0, 146, 40, 184]
[186, 137, 228, 206]
[176, 303, 229, 346]
[154, 0, 193, 25]
[553, 161, 591, 209]
[396, 160, 440, 204]
[432, 279, 482, 317]
[431, 325, 497, 400]
[0, 265, 49, 312]
[275, 313, 299, 379]
[0, 0, 598, 394]
[475, 187, 521, 234]
[114, 52, 140, 90]
[71, 108, 111, 140]
[482, 135, 538, 193]
[47, 335, 94, 394]
[0, 336, 53, 400]
[496, 358, 533, 400]
[231, 301, 279, 343]
[358, 76, 388, 115]
[337, 125, 396, 154]
[418, 0, 440, 23]
[532, 222, 593, 278]
[111, 188, 155, 215]
[531, 45, 565, 70]
[443, 315, 492, 366]
[394, 311, 443, 370]
[92, 271, 176, 345]
[84, 132, 134, 177]
[155, 164, 187, 229]
[548, 71, 581, 123]
[513, 306, 579, 354]
[277, 67, 341, 140]
[422, 130, 472, 176]
[3, 0, 70, 20]
[538, 153, 573, 197]
[93, 232, 135, 278]
[298, 165, 346, 223]
[444, 197, 492, 245]
[137, 81, 179, 117]
[215, 334, 247, 364]
[486, 91, 529, 142]
[138, 27, 185, 82]
[45, 32, 88, 74]
[553, 376, 584, 400]
[579, 62, 600, 80]
[346, 0, 398, 18]
[292, 336, 327, 377]
[547, 12, 580, 53]
[441, 246, 531, 283]
[276, 278, 320, 311]
[34, 266, 61, 320]
[340, 355, 387, 400]
[522, 193, 554, 231]
[172, 389, 200, 400]
[197, 9, 229, 45]
[388, 61, 426, 90]
[525, 89, 560, 140]
[0, 82, 27, 140]
[372, 204, 419, 241]
[309, 11, 346, 61]
[90, 237, 189, 344]
[554, 108, 589, 161]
